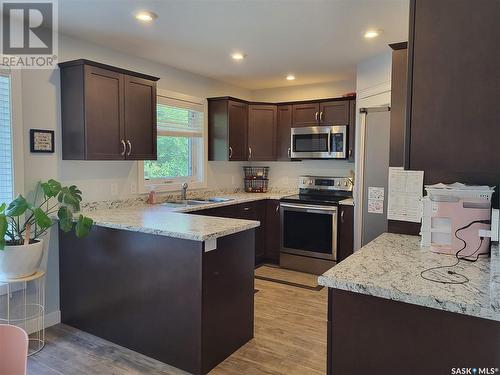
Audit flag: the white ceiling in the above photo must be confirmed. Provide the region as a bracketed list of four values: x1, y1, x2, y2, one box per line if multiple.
[59, 0, 409, 90]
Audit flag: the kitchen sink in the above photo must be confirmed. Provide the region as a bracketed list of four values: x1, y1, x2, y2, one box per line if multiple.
[161, 197, 235, 208]
[161, 200, 211, 207]
[188, 197, 236, 204]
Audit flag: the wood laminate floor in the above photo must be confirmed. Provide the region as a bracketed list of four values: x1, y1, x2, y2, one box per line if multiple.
[28, 266, 327, 375]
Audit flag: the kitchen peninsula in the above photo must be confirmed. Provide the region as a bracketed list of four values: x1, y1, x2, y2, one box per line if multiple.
[59, 197, 266, 375]
[319, 233, 500, 375]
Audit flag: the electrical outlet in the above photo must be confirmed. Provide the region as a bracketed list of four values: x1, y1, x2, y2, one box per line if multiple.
[110, 183, 118, 196]
[130, 182, 137, 194]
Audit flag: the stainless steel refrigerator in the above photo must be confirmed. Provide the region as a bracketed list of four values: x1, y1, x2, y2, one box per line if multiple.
[358, 107, 391, 246]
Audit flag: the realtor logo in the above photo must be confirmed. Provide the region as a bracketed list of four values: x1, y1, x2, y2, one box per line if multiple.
[1, 0, 58, 68]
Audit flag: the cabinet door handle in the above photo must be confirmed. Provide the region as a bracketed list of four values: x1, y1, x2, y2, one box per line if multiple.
[121, 140, 126, 156]
[349, 148, 352, 158]
[287, 147, 291, 158]
[243, 207, 250, 211]
[276, 204, 279, 213]
[319, 111, 323, 122]
[248, 147, 252, 159]
[229, 146, 233, 159]
[341, 209, 344, 224]
[315, 112, 318, 121]
[126, 140, 132, 156]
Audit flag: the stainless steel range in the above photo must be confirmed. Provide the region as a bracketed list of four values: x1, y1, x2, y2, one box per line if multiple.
[280, 176, 353, 274]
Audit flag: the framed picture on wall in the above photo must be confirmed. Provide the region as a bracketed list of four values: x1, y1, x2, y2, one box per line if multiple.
[30, 129, 55, 153]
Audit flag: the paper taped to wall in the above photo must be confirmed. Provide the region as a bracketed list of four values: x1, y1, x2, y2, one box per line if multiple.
[367, 187, 385, 214]
[387, 167, 424, 222]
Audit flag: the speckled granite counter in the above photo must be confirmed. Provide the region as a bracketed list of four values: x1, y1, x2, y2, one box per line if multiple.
[318, 233, 500, 322]
[82, 192, 294, 242]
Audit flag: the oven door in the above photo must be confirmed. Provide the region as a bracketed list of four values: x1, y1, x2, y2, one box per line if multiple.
[280, 202, 338, 261]
[290, 126, 347, 159]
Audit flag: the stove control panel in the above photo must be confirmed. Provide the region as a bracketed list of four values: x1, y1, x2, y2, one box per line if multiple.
[298, 176, 353, 191]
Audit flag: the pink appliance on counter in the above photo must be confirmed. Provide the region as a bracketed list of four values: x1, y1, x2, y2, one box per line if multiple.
[421, 183, 495, 258]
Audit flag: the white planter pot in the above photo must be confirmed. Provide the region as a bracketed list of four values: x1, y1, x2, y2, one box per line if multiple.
[0, 240, 44, 279]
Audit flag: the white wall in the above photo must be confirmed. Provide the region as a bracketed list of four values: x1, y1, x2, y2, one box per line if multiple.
[251, 79, 355, 102]
[353, 51, 392, 251]
[20, 34, 253, 203]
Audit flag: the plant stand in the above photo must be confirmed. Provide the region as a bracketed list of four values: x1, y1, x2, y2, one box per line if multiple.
[0, 270, 45, 356]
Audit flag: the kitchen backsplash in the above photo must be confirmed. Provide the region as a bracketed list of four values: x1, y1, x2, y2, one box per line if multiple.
[81, 186, 298, 212]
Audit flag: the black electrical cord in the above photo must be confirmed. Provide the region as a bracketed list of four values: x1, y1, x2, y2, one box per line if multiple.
[420, 220, 490, 285]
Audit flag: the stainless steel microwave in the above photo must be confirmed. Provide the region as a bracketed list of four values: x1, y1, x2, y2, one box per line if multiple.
[290, 125, 347, 159]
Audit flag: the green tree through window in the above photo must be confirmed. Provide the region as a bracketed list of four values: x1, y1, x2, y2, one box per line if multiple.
[144, 104, 194, 180]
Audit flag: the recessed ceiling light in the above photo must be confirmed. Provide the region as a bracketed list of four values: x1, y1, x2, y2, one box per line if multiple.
[364, 29, 381, 39]
[231, 52, 246, 61]
[135, 11, 157, 23]
[286, 74, 296, 81]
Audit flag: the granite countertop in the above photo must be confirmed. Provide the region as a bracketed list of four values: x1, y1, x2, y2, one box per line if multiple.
[318, 233, 500, 322]
[82, 192, 293, 243]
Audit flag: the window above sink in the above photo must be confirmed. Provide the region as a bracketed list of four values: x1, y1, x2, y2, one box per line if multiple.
[138, 89, 208, 193]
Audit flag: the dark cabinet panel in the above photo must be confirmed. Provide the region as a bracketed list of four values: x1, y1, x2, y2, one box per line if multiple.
[248, 104, 277, 161]
[228, 101, 248, 161]
[320, 101, 349, 126]
[292, 103, 319, 127]
[124, 75, 157, 160]
[59, 59, 159, 161]
[389, 44, 408, 168]
[337, 204, 354, 262]
[407, 0, 500, 205]
[348, 100, 356, 162]
[276, 105, 292, 161]
[84, 66, 124, 160]
[264, 200, 280, 264]
[194, 201, 267, 265]
[208, 99, 248, 161]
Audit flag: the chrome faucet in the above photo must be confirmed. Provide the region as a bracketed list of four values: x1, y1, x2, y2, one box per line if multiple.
[181, 182, 188, 200]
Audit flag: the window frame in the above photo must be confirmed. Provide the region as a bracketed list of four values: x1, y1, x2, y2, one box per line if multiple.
[0, 68, 24, 202]
[138, 89, 207, 194]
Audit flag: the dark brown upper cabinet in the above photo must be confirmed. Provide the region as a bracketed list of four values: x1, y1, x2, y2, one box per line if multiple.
[319, 101, 350, 125]
[248, 104, 277, 161]
[208, 98, 248, 161]
[389, 42, 408, 168]
[276, 105, 292, 161]
[59, 59, 159, 160]
[407, 0, 500, 196]
[123, 75, 157, 160]
[291, 103, 320, 127]
[348, 100, 356, 161]
[208, 96, 355, 162]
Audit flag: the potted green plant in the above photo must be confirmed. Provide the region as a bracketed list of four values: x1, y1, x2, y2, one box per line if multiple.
[0, 179, 93, 279]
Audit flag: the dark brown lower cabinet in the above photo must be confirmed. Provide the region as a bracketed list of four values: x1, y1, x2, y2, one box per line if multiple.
[59, 226, 255, 375]
[194, 201, 266, 265]
[337, 205, 354, 262]
[327, 289, 500, 375]
[196, 200, 354, 267]
[264, 200, 280, 264]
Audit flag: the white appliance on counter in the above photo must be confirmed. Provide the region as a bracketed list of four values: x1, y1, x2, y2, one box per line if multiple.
[421, 183, 494, 258]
